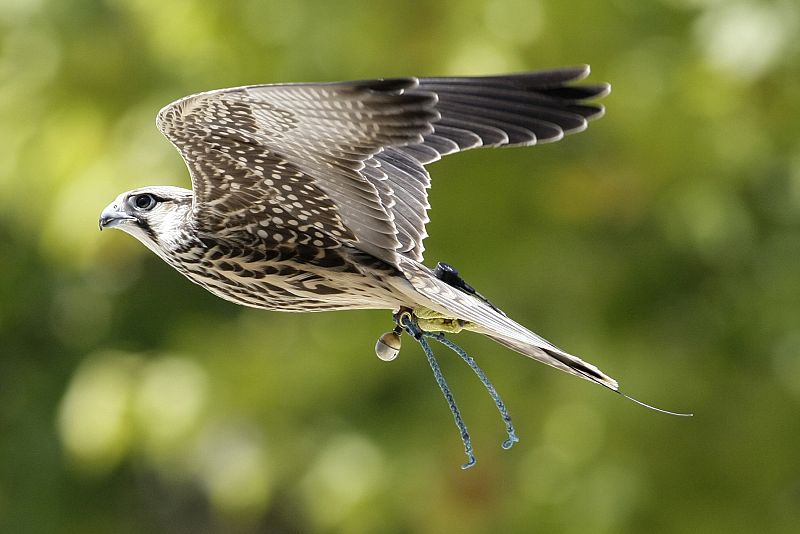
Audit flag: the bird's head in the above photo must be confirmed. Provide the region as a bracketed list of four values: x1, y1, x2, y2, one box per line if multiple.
[99, 186, 194, 255]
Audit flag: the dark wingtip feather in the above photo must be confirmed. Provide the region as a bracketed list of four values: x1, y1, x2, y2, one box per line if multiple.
[538, 82, 611, 101]
[563, 103, 606, 122]
[503, 64, 591, 88]
[588, 103, 605, 121]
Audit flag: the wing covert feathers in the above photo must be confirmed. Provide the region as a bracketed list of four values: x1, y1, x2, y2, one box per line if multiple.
[156, 66, 608, 266]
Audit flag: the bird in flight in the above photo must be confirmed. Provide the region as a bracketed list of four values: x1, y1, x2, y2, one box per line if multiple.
[100, 65, 689, 467]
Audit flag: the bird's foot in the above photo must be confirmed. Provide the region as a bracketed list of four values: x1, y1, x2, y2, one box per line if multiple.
[409, 306, 479, 334]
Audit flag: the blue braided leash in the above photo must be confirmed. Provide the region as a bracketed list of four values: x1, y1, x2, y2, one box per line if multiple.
[400, 314, 518, 469]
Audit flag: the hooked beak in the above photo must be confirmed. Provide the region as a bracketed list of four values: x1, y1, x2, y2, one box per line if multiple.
[99, 203, 136, 231]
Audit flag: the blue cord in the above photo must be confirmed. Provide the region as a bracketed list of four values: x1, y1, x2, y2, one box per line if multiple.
[401, 315, 476, 469]
[426, 332, 519, 450]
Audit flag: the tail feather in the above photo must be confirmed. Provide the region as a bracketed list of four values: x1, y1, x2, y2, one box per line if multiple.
[482, 332, 619, 390]
[397, 260, 619, 391]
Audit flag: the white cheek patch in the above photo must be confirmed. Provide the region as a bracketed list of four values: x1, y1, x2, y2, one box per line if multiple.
[118, 204, 190, 261]
[148, 209, 182, 239]
[119, 221, 164, 258]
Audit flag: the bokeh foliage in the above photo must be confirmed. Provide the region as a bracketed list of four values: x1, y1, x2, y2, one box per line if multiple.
[1, 0, 799, 532]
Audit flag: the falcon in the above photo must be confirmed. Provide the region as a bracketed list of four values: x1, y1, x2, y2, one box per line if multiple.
[100, 65, 689, 467]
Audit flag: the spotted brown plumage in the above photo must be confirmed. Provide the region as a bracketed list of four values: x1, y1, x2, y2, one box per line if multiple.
[100, 65, 620, 391]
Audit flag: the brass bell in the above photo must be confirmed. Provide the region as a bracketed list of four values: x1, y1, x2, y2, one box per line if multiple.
[375, 331, 402, 361]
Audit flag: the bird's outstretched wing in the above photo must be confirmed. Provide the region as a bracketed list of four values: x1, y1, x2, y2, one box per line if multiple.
[156, 66, 608, 266]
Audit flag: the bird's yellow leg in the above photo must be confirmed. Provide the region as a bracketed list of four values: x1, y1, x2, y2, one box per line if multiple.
[412, 306, 479, 333]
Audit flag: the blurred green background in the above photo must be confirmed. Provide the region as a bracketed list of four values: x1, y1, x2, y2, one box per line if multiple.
[2, 0, 799, 532]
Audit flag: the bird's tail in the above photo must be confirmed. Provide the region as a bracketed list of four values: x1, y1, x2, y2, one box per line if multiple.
[396, 259, 619, 391]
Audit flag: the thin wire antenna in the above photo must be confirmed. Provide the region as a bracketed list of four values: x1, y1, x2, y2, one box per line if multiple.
[618, 391, 694, 417]
[425, 332, 519, 450]
[546, 352, 695, 418]
[401, 315, 477, 469]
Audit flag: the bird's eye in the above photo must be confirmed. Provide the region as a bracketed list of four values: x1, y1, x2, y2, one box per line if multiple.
[130, 194, 158, 211]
